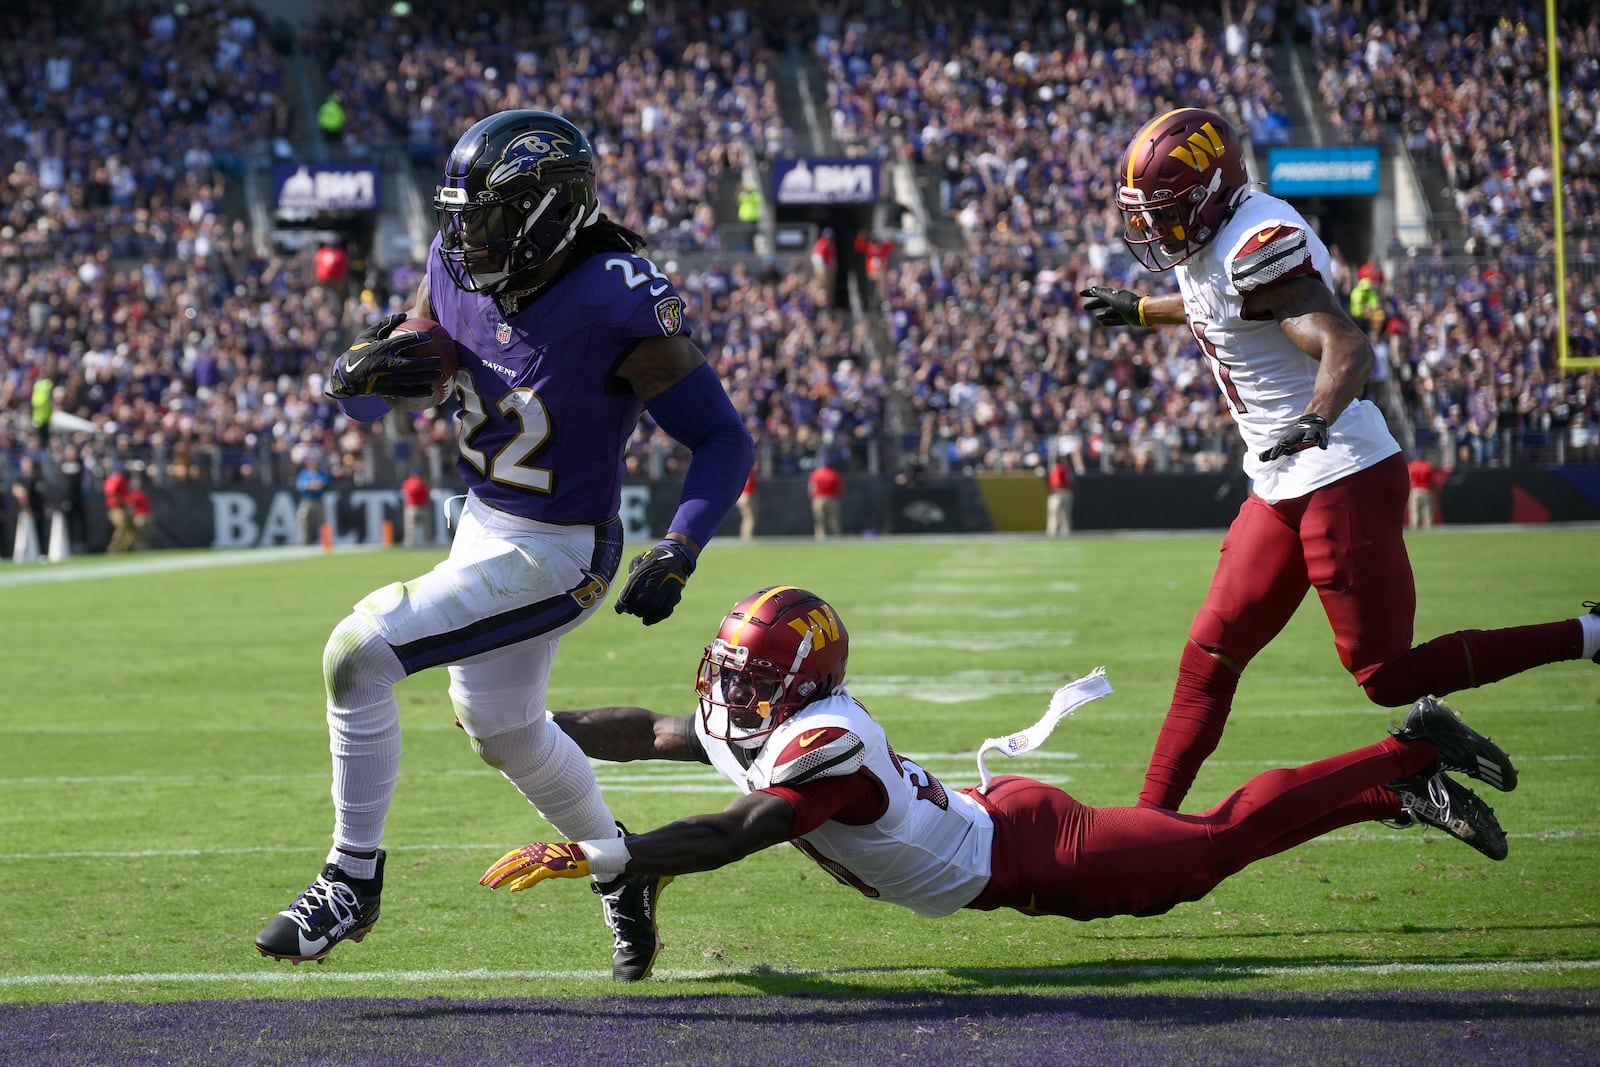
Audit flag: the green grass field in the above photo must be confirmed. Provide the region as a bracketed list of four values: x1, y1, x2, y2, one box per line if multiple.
[1, 528, 1596, 1005]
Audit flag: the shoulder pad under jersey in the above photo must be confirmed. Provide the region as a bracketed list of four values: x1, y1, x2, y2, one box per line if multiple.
[1229, 223, 1313, 293]
[767, 724, 865, 786]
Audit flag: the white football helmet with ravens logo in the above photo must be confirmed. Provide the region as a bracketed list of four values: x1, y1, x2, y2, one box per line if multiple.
[433, 109, 601, 295]
[697, 587, 850, 749]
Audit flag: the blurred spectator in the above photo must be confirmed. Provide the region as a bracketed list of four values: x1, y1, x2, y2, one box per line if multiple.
[56, 445, 89, 555]
[737, 467, 758, 542]
[318, 92, 345, 145]
[1406, 449, 1439, 530]
[1046, 453, 1079, 538]
[31, 376, 53, 449]
[10, 455, 51, 557]
[1349, 264, 1384, 336]
[296, 457, 331, 546]
[808, 459, 843, 540]
[128, 473, 153, 550]
[103, 465, 136, 554]
[811, 227, 837, 289]
[400, 468, 431, 548]
[738, 182, 764, 225]
[855, 231, 895, 286]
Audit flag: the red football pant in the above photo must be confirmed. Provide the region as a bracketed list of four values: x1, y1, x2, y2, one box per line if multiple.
[1140, 454, 1580, 810]
[967, 736, 1430, 921]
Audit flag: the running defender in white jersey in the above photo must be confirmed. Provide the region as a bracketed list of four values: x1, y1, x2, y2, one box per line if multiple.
[1082, 108, 1597, 813]
[1171, 190, 1398, 503]
[473, 586, 1519, 973]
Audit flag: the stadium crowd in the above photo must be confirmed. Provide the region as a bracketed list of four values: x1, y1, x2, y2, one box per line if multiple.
[1, 0, 1596, 554]
[1308, 0, 1600, 464]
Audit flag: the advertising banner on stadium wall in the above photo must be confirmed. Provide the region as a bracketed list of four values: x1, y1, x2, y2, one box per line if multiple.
[771, 158, 880, 204]
[272, 163, 383, 212]
[68, 468, 1600, 554]
[1266, 147, 1381, 197]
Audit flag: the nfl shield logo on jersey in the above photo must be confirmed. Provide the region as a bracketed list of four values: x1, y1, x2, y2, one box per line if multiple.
[496, 321, 513, 345]
[654, 296, 683, 337]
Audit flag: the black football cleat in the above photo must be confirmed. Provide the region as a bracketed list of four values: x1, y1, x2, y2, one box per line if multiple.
[594, 870, 673, 981]
[255, 851, 384, 963]
[1387, 772, 1508, 861]
[1391, 696, 1517, 792]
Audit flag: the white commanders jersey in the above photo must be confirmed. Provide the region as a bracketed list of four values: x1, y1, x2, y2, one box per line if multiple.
[1175, 191, 1399, 503]
[695, 690, 994, 917]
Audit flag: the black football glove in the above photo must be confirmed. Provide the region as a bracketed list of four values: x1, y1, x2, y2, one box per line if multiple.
[326, 313, 441, 400]
[1080, 286, 1147, 328]
[613, 541, 696, 626]
[1258, 414, 1331, 461]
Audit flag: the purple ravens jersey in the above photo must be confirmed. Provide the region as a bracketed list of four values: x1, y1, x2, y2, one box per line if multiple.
[428, 234, 692, 522]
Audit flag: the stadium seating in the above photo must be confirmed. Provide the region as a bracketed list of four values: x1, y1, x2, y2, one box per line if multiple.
[0, 0, 1594, 532]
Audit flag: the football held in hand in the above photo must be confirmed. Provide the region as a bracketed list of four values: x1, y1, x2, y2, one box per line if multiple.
[384, 317, 458, 410]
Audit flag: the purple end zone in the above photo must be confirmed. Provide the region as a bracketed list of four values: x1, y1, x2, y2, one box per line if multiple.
[1, 990, 1597, 1066]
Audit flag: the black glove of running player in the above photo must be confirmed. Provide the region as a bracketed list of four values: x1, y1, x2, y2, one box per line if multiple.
[1080, 286, 1147, 328]
[613, 541, 696, 626]
[326, 313, 440, 400]
[1258, 414, 1331, 461]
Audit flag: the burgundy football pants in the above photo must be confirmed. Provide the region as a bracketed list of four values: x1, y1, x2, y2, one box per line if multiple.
[1140, 454, 1580, 810]
[966, 735, 1430, 921]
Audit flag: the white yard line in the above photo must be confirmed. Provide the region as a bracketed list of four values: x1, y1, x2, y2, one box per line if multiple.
[0, 546, 376, 588]
[2, 958, 1596, 989]
[0, 751, 1590, 789]
[1, 827, 1590, 863]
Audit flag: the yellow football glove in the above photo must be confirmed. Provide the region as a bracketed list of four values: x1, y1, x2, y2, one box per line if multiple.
[480, 842, 592, 891]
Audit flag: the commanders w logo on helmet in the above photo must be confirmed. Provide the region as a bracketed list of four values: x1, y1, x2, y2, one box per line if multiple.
[786, 603, 842, 650]
[1167, 121, 1229, 173]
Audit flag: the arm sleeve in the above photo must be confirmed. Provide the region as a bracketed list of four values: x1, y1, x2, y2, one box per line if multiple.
[642, 362, 755, 550]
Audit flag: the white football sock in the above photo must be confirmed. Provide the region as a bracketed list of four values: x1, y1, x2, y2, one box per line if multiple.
[324, 614, 408, 860]
[1578, 612, 1600, 661]
[471, 718, 617, 844]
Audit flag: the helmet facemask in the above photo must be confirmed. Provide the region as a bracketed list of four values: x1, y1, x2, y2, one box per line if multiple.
[432, 111, 601, 296]
[1115, 108, 1248, 272]
[435, 181, 598, 295]
[696, 587, 849, 750]
[1117, 167, 1227, 272]
[698, 635, 817, 750]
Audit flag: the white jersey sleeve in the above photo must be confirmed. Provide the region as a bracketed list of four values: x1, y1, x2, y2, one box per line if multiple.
[694, 690, 993, 917]
[1175, 192, 1399, 502]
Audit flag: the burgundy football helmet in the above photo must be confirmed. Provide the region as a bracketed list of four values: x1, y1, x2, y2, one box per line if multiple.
[1116, 108, 1250, 271]
[697, 587, 849, 748]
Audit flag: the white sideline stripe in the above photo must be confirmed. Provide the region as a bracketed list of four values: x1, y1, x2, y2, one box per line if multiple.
[0, 751, 1591, 789]
[3, 958, 1597, 989]
[9, 701, 1597, 734]
[2, 827, 1592, 863]
[0, 545, 386, 588]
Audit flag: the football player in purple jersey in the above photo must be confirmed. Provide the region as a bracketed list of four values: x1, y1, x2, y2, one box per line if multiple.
[255, 110, 753, 982]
